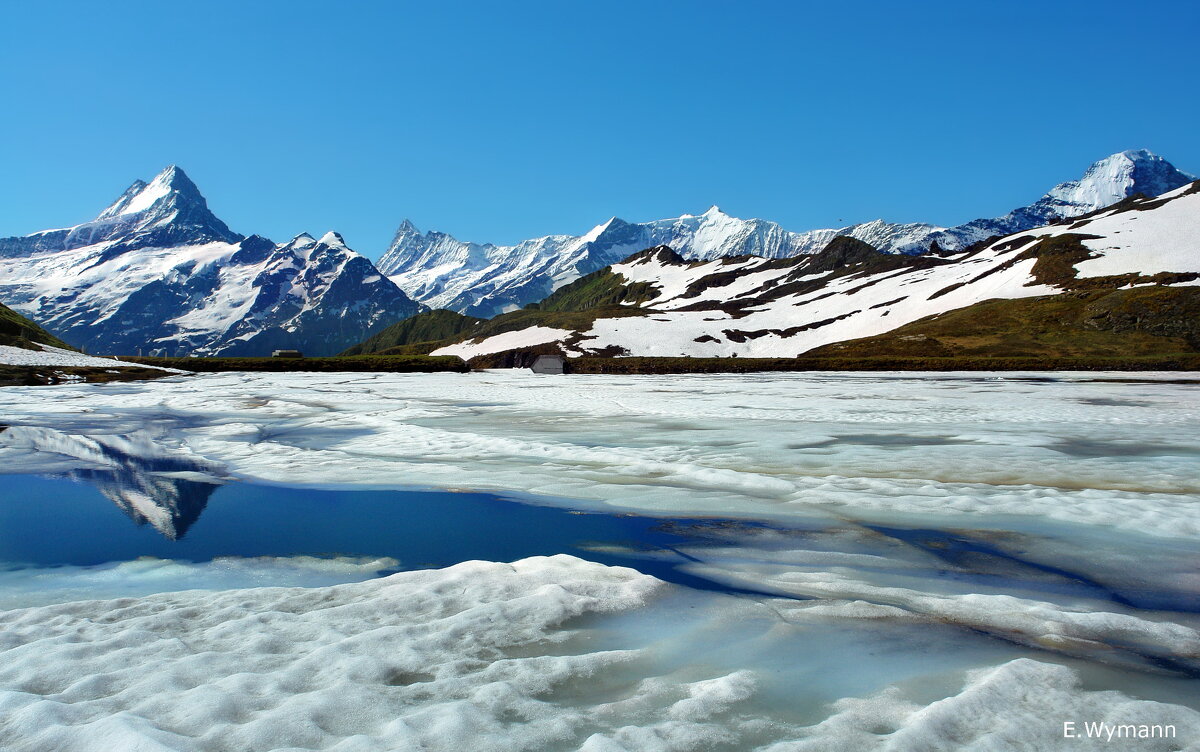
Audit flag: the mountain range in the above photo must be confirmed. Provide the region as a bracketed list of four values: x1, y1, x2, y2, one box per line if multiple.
[0, 150, 1193, 358]
[361, 178, 1200, 362]
[0, 167, 423, 356]
[379, 149, 1193, 317]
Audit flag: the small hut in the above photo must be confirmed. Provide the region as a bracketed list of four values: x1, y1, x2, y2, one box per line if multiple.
[530, 354, 565, 375]
[272, 349, 304, 358]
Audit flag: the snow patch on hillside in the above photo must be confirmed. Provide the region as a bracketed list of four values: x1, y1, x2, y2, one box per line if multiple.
[0, 343, 178, 371]
[432, 326, 575, 360]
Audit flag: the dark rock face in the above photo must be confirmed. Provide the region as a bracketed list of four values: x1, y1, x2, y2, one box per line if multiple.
[807, 236, 884, 273]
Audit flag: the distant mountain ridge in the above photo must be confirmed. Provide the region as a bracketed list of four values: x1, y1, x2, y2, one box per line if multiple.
[379, 150, 1194, 317]
[358, 178, 1199, 361]
[0, 167, 422, 356]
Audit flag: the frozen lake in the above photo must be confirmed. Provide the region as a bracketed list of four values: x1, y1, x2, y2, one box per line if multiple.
[0, 371, 1197, 750]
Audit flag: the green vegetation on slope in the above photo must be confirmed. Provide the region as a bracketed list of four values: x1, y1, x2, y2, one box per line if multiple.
[526, 267, 659, 312]
[806, 286, 1200, 360]
[340, 309, 485, 356]
[125, 355, 469, 373]
[561, 354, 1200, 373]
[345, 247, 692, 358]
[0, 302, 73, 350]
[460, 307, 647, 342]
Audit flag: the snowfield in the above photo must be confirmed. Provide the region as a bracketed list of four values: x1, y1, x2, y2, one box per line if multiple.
[1, 555, 1196, 752]
[432, 326, 577, 360]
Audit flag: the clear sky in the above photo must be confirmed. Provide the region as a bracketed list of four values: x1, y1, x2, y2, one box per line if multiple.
[2, 0, 1197, 259]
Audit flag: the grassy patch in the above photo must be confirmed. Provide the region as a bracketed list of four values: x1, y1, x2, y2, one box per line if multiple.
[562, 355, 1200, 373]
[0, 302, 73, 350]
[124, 355, 469, 373]
[527, 266, 660, 312]
[807, 286, 1200, 360]
[0, 365, 172, 387]
[341, 309, 485, 356]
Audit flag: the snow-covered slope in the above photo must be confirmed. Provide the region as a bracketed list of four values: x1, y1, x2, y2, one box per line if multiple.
[431, 180, 1200, 359]
[382, 150, 1193, 317]
[0, 343, 179, 370]
[0, 167, 423, 356]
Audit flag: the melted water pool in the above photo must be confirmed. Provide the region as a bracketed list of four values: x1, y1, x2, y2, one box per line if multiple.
[0, 471, 780, 597]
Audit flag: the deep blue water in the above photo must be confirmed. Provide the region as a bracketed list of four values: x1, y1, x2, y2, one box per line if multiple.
[0, 473, 774, 595]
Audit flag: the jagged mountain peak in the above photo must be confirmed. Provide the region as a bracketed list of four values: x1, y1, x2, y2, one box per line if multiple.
[96, 164, 205, 221]
[895, 149, 1193, 255]
[579, 216, 625, 242]
[1044, 149, 1194, 214]
[0, 164, 243, 258]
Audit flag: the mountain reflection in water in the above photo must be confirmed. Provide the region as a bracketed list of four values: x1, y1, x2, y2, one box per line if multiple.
[0, 424, 225, 540]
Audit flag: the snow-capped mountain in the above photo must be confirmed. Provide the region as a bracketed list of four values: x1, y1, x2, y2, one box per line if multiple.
[381, 150, 1193, 317]
[914, 149, 1195, 253]
[0, 166, 423, 356]
[429, 179, 1200, 360]
[378, 207, 938, 318]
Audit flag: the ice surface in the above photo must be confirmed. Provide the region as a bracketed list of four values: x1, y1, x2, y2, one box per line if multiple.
[3, 371, 1194, 537]
[0, 555, 399, 610]
[771, 658, 1200, 751]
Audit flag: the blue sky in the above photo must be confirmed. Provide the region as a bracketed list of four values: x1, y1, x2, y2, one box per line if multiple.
[2, 0, 1197, 259]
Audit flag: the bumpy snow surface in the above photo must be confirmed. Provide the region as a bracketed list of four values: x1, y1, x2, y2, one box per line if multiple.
[1, 371, 1198, 750]
[2, 555, 1196, 751]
